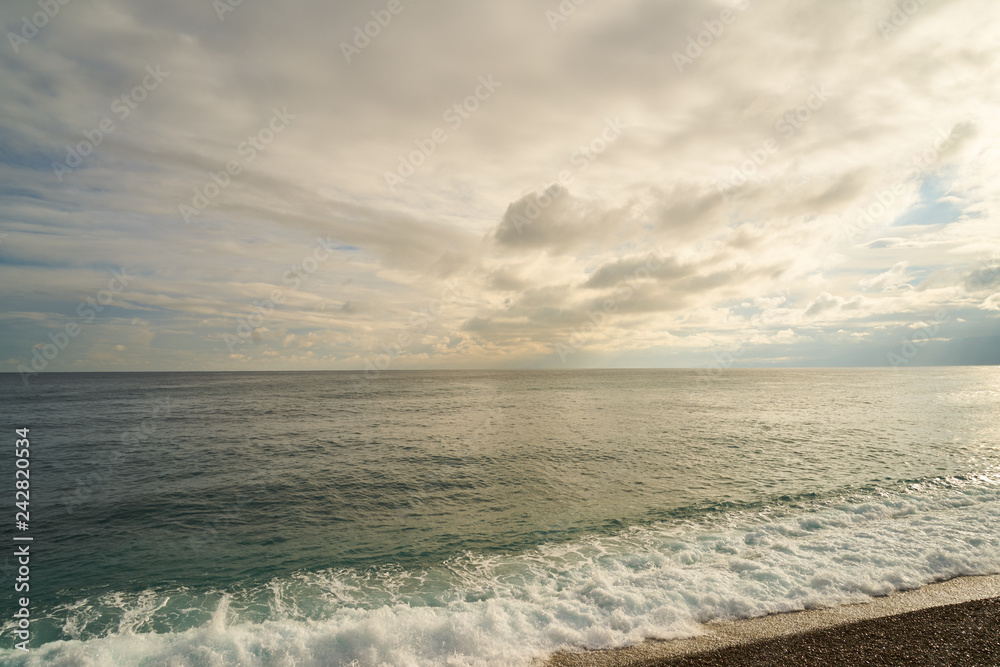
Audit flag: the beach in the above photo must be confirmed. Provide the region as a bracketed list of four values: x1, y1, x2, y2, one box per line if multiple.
[547, 574, 1000, 666]
[4, 0, 999, 661]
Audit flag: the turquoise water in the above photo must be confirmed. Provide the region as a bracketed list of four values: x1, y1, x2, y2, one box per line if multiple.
[1, 368, 998, 665]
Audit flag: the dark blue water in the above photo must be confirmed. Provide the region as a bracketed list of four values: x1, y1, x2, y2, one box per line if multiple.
[1, 369, 998, 665]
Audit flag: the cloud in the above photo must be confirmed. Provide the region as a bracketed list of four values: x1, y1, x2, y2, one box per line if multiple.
[805, 292, 866, 319]
[857, 262, 911, 291]
[583, 253, 686, 289]
[491, 185, 628, 255]
[982, 294, 1000, 311]
[2, 0, 1000, 370]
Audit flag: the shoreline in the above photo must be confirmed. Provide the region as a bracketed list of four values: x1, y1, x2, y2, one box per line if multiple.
[544, 574, 1000, 666]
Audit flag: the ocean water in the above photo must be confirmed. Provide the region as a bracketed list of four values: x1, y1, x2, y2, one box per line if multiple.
[1, 368, 998, 666]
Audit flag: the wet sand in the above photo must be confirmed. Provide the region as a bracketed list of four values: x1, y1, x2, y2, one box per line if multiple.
[545, 574, 1000, 666]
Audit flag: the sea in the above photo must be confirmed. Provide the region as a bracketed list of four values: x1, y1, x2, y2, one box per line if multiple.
[0, 368, 998, 666]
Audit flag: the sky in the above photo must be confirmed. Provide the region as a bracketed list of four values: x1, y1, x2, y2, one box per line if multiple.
[1, 0, 999, 375]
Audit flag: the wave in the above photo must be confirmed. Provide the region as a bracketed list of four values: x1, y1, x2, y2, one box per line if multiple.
[4, 474, 1000, 666]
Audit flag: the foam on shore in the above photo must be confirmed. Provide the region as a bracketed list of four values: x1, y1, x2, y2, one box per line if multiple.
[2, 476, 998, 666]
[545, 574, 1000, 666]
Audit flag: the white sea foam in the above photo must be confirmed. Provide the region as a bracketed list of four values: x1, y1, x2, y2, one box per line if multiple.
[5, 477, 1000, 666]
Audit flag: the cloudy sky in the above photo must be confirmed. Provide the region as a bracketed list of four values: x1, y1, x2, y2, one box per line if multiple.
[2, 0, 999, 373]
